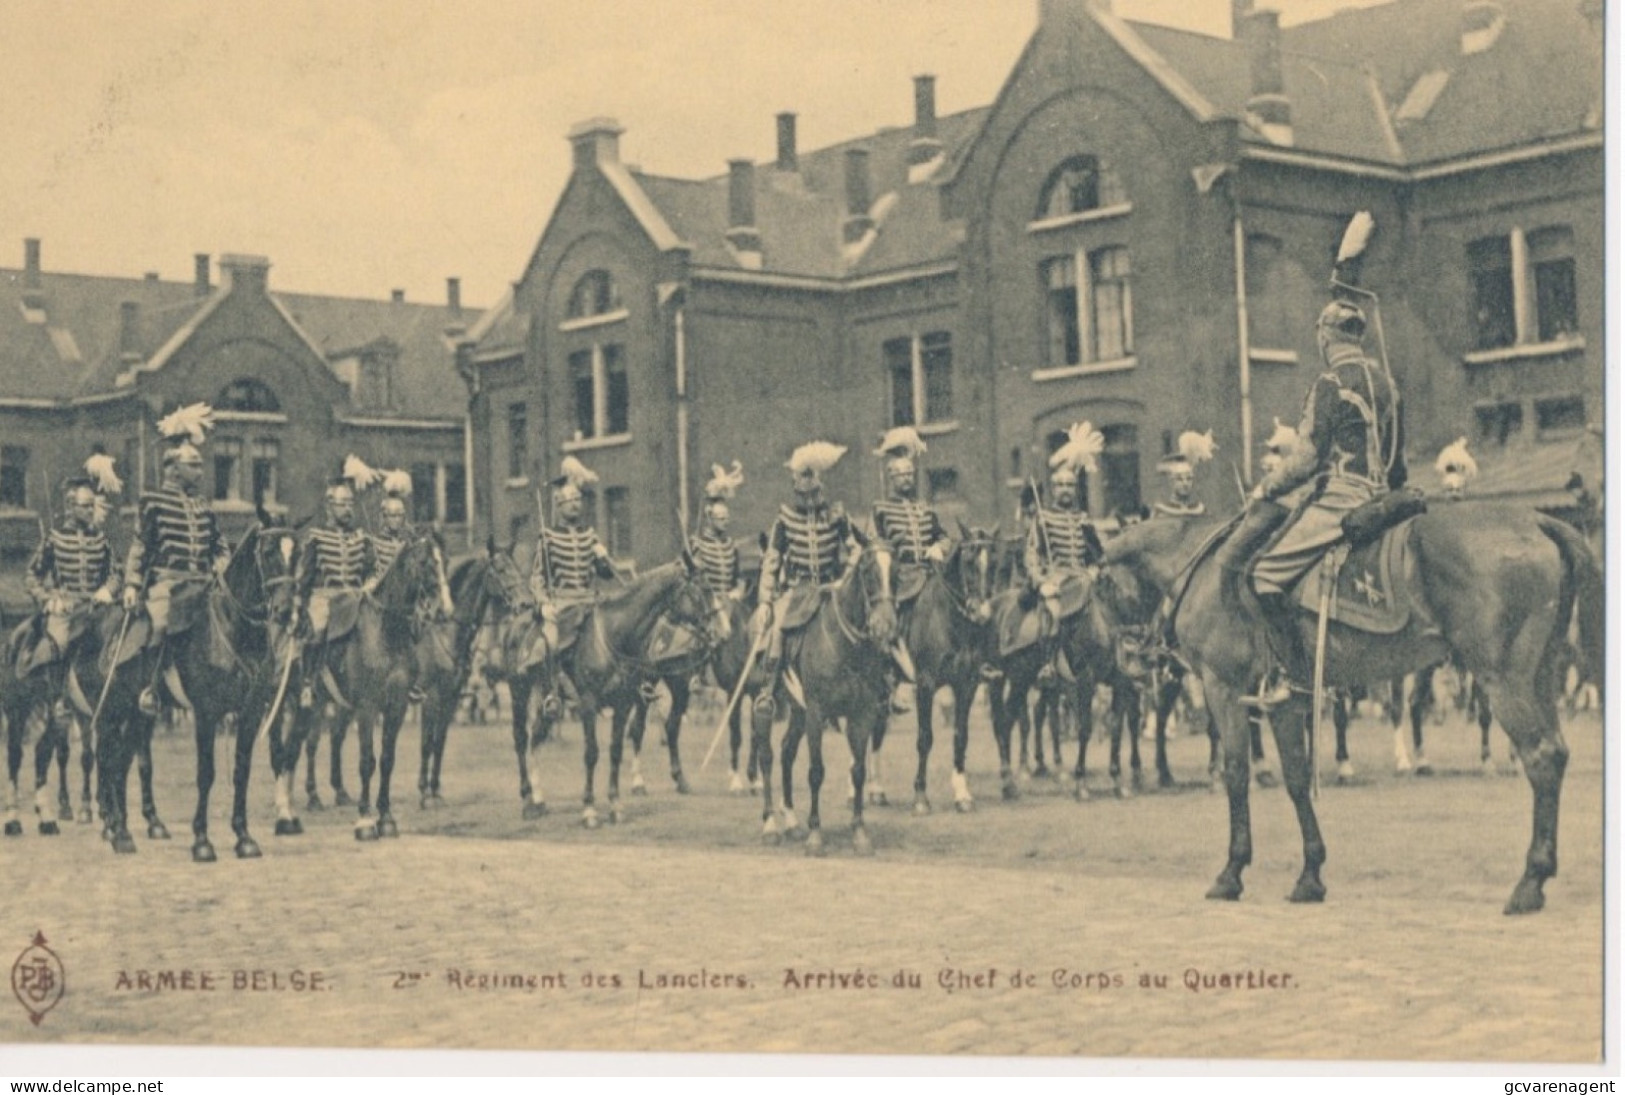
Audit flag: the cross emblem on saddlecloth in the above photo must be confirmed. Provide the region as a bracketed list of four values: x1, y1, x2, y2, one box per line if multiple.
[1354, 569, 1385, 607]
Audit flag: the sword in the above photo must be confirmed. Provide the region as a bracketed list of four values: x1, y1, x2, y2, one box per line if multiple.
[1309, 552, 1339, 799]
[85, 607, 134, 741]
[253, 627, 300, 753]
[700, 605, 772, 771]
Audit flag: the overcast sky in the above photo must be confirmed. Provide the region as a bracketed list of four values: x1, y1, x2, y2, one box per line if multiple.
[3, 0, 1401, 309]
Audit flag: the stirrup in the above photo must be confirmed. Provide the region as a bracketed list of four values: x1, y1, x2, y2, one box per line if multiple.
[638, 681, 659, 703]
[137, 687, 160, 717]
[1240, 671, 1306, 711]
[978, 664, 1004, 683]
[540, 694, 562, 720]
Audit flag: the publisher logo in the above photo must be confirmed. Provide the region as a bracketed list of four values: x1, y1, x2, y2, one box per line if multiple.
[12, 931, 65, 1026]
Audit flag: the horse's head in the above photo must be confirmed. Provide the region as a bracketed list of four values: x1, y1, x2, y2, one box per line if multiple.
[852, 542, 897, 646]
[952, 518, 1001, 623]
[472, 536, 529, 621]
[379, 532, 450, 618]
[669, 547, 730, 646]
[226, 509, 298, 629]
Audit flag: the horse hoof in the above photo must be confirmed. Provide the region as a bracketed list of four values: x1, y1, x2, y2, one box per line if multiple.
[1205, 876, 1243, 902]
[378, 817, 399, 838]
[333, 790, 354, 808]
[954, 798, 975, 814]
[1288, 877, 1326, 904]
[1414, 763, 1434, 777]
[58, 803, 74, 822]
[609, 806, 623, 825]
[305, 795, 325, 813]
[761, 829, 782, 846]
[912, 797, 932, 817]
[1114, 784, 1133, 801]
[358, 804, 374, 818]
[1073, 784, 1091, 803]
[582, 807, 600, 830]
[728, 773, 746, 795]
[38, 820, 59, 837]
[867, 791, 889, 808]
[148, 821, 171, 841]
[112, 832, 137, 855]
[1158, 773, 1176, 791]
[1001, 783, 1019, 802]
[274, 819, 296, 837]
[631, 783, 648, 798]
[522, 802, 548, 820]
[355, 824, 379, 843]
[1255, 770, 1279, 789]
[192, 840, 217, 863]
[3, 820, 21, 837]
[804, 831, 825, 857]
[1504, 879, 1546, 916]
[1031, 764, 1052, 781]
[852, 829, 874, 857]
[77, 807, 93, 825]
[674, 775, 691, 796]
[235, 836, 262, 859]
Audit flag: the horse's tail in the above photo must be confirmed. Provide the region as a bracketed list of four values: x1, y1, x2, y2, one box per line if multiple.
[1535, 515, 1603, 696]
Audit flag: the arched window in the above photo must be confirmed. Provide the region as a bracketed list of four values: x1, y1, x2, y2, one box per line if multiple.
[567, 270, 621, 319]
[216, 378, 280, 413]
[1038, 156, 1127, 220]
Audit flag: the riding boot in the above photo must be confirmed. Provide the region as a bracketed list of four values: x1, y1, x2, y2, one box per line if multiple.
[1242, 591, 1311, 709]
[138, 650, 166, 717]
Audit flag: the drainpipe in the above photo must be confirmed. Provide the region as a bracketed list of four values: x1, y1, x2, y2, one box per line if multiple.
[463, 413, 476, 550]
[1232, 197, 1254, 485]
[674, 303, 690, 531]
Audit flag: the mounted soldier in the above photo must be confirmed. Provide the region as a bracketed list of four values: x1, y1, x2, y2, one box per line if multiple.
[870, 426, 949, 609]
[1153, 430, 1216, 519]
[16, 463, 122, 686]
[122, 403, 228, 716]
[293, 478, 378, 709]
[521, 455, 617, 719]
[371, 468, 418, 573]
[1434, 438, 1478, 502]
[1025, 422, 1106, 675]
[1244, 226, 1409, 708]
[751, 441, 866, 713]
[642, 461, 747, 685]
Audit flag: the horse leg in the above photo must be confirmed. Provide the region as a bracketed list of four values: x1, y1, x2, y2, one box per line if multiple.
[4, 708, 22, 836]
[803, 702, 827, 857]
[581, 703, 602, 829]
[1204, 673, 1254, 901]
[103, 715, 140, 854]
[626, 695, 648, 798]
[950, 679, 975, 813]
[303, 715, 323, 811]
[51, 710, 72, 823]
[135, 724, 168, 840]
[911, 676, 934, 815]
[849, 709, 878, 856]
[273, 704, 309, 838]
[779, 705, 804, 836]
[32, 708, 61, 835]
[1480, 675, 1567, 915]
[1069, 675, 1093, 803]
[1250, 710, 1277, 788]
[607, 703, 628, 825]
[1410, 668, 1433, 776]
[417, 688, 435, 808]
[77, 713, 95, 823]
[227, 692, 261, 859]
[376, 701, 406, 838]
[865, 697, 888, 808]
[512, 677, 546, 819]
[328, 711, 353, 808]
[989, 676, 1021, 801]
[190, 700, 218, 862]
[752, 690, 781, 843]
[355, 710, 377, 820]
[728, 685, 747, 793]
[665, 677, 690, 795]
[1152, 672, 1178, 789]
[1121, 683, 1144, 795]
[1267, 696, 1328, 903]
[1334, 691, 1355, 784]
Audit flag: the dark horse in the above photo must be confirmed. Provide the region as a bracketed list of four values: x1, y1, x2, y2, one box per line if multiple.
[81, 515, 297, 859]
[504, 554, 719, 826]
[3, 616, 95, 835]
[276, 531, 451, 840]
[415, 541, 527, 808]
[869, 523, 1000, 815]
[1107, 502, 1601, 914]
[755, 543, 897, 855]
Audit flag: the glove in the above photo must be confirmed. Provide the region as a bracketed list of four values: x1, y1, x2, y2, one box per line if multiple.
[45, 595, 66, 616]
[91, 588, 115, 606]
[726, 587, 745, 603]
[592, 542, 611, 560]
[122, 587, 140, 611]
[540, 601, 559, 624]
[1248, 483, 1268, 503]
[924, 543, 948, 564]
[213, 554, 230, 577]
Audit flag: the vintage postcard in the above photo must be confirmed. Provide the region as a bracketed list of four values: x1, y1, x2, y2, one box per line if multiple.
[0, 0, 1613, 1075]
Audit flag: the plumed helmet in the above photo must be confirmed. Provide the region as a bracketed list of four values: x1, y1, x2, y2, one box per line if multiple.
[1049, 421, 1104, 480]
[380, 496, 408, 518]
[1434, 437, 1478, 496]
[786, 441, 845, 492]
[1316, 299, 1367, 342]
[552, 455, 598, 503]
[324, 478, 356, 504]
[157, 403, 215, 466]
[875, 426, 926, 480]
[343, 454, 381, 492]
[704, 460, 745, 502]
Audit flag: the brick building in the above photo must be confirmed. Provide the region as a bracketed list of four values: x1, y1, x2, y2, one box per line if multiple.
[462, 0, 1604, 566]
[0, 244, 476, 599]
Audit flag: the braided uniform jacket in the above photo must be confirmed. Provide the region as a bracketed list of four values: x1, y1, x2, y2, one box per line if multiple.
[370, 528, 412, 574]
[1026, 505, 1101, 577]
[688, 530, 740, 597]
[761, 502, 859, 592]
[124, 488, 225, 590]
[533, 523, 614, 602]
[871, 497, 947, 564]
[28, 522, 117, 601]
[297, 525, 376, 594]
[1261, 346, 1408, 500]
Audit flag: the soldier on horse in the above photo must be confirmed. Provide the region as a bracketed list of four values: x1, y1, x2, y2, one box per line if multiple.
[17, 468, 121, 688]
[1152, 430, 1216, 520]
[870, 427, 949, 623]
[121, 403, 229, 716]
[371, 469, 418, 573]
[293, 478, 379, 709]
[1024, 422, 1106, 681]
[521, 455, 618, 719]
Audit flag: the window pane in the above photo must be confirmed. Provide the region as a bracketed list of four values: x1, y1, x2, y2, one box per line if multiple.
[1474, 402, 1523, 446]
[569, 350, 595, 438]
[1101, 424, 1140, 518]
[212, 439, 242, 502]
[410, 464, 437, 523]
[1043, 258, 1080, 366]
[568, 270, 618, 319]
[1536, 396, 1585, 437]
[603, 344, 629, 436]
[926, 467, 959, 502]
[507, 402, 528, 478]
[1468, 236, 1515, 350]
[605, 486, 632, 558]
[444, 463, 467, 524]
[0, 446, 28, 508]
[1043, 157, 1099, 218]
[1090, 247, 1132, 361]
[921, 332, 952, 423]
[884, 338, 914, 427]
[1534, 259, 1578, 341]
[251, 440, 279, 506]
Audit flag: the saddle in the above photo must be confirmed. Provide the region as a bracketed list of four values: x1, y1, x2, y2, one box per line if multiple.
[314, 590, 363, 644]
[1290, 519, 1417, 635]
[153, 578, 211, 643]
[891, 563, 929, 605]
[776, 585, 828, 633]
[993, 571, 1093, 657]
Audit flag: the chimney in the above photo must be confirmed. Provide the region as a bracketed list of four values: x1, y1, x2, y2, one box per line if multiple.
[391, 288, 406, 304]
[725, 159, 763, 260]
[1239, 9, 1292, 144]
[23, 238, 40, 290]
[568, 117, 624, 172]
[219, 253, 270, 295]
[843, 147, 874, 244]
[1231, 0, 1254, 38]
[908, 75, 945, 168]
[144, 271, 160, 285]
[775, 112, 798, 172]
[119, 301, 142, 365]
[446, 277, 462, 314]
[194, 253, 211, 297]
[1038, 0, 1086, 27]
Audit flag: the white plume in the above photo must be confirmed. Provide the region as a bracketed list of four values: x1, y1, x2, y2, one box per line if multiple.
[83, 454, 123, 495]
[343, 454, 381, 491]
[1049, 421, 1105, 475]
[381, 468, 413, 497]
[560, 455, 600, 488]
[156, 402, 215, 444]
[873, 426, 928, 459]
[1177, 429, 1218, 465]
[1434, 437, 1478, 479]
[705, 460, 745, 499]
[786, 441, 847, 475]
[1264, 417, 1299, 453]
[1336, 211, 1375, 265]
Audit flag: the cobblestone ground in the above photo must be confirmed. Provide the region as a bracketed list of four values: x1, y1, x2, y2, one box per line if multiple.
[0, 691, 1606, 1064]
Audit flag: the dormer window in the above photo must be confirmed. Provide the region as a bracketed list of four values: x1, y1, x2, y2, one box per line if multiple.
[1038, 156, 1127, 221]
[567, 270, 620, 319]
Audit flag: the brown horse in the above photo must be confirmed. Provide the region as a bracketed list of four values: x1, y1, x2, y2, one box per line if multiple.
[1107, 502, 1601, 914]
[754, 543, 897, 855]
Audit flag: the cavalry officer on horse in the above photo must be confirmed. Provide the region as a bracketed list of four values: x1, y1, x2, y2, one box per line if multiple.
[751, 441, 866, 715]
[1026, 422, 1106, 680]
[18, 468, 121, 687]
[122, 403, 228, 716]
[641, 460, 747, 686]
[870, 426, 949, 617]
[1244, 292, 1408, 709]
[371, 469, 418, 573]
[522, 455, 618, 719]
[1152, 430, 1217, 520]
[293, 478, 378, 709]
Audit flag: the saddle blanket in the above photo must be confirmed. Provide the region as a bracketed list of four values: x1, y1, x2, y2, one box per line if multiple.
[891, 564, 929, 605]
[646, 616, 707, 670]
[994, 572, 1092, 657]
[310, 589, 362, 644]
[775, 585, 828, 633]
[1291, 520, 1414, 635]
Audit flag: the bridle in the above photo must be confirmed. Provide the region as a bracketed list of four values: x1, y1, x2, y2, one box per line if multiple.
[214, 523, 296, 630]
[829, 543, 894, 647]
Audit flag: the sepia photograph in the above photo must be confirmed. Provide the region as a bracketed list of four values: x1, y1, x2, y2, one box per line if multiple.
[0, 0, 1613, 1075]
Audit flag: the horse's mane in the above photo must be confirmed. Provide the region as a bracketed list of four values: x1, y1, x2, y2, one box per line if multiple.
[595, 560, 683, 610]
